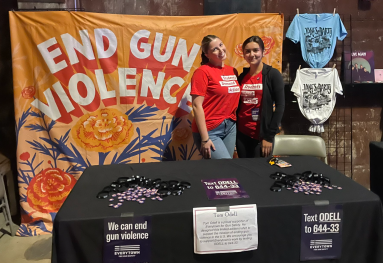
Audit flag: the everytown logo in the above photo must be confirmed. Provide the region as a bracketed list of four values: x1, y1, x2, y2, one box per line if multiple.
[310, 239, 332, 251]
[114, 245, 141, 257]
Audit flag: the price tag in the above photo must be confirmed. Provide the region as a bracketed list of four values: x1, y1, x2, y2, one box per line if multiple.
[301, 204, 343, 260]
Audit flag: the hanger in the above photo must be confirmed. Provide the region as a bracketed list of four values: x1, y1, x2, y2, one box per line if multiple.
[298, 65, 301, 70]
[332, 63, 336, 70]
[333, 8, 336, 16]
[297, 8, 299, 16]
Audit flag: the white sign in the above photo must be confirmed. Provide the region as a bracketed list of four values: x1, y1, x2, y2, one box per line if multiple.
[193, 204, 258, 254]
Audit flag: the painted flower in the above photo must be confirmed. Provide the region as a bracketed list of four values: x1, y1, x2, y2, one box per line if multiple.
[261, 36, 275, 56]
[20, 152, 30, 161]
[172, 127, 191, 143]
[234, 43, 243, 58]
[21, 86, 35, 99]
[72, 108, 134, 152]
[27, 168, 77, 213]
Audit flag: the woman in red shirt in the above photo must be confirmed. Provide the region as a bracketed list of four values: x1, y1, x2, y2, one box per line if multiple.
[236, 36, 285, 157]
[191, 35, 240, 159]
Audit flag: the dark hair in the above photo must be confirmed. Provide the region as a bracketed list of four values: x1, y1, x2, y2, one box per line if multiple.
[200, 35, 219, 65]
[242, 36, 265, 53]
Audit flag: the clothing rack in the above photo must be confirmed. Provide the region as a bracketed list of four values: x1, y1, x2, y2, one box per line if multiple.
[284, 14, 353, 178]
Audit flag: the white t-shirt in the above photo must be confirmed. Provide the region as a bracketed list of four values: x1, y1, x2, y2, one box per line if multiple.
[291, 68, 343, 133]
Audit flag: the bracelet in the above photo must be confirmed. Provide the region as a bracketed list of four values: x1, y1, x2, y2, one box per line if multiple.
[201, 138, 210, 143]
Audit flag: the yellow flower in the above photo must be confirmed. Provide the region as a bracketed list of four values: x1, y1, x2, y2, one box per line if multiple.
[72, 108, 134, 152]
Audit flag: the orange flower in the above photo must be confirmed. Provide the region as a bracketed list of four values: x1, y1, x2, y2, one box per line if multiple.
[72, 108, 134, 152]
[21, 86, 35, 99]
[27, 168, 77, 213]
[172, 127, 191, 143]
[234, 43, 243, 58]
[261, 36, 275, 56]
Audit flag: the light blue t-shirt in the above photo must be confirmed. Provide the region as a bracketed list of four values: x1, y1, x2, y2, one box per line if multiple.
[286, 13, 347, 68]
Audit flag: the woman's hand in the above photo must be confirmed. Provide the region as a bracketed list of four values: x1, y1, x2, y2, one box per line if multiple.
[262, 140, 273, 157]
[201, 139, 216, 159]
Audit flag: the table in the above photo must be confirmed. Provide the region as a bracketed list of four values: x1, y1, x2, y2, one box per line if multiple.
[52, 157, 383, 263]
[370, 141, 383, 201]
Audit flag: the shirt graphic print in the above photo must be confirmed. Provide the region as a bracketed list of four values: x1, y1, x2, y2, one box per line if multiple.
[286, 13, 347, 68]
[291, 68, 343, 133]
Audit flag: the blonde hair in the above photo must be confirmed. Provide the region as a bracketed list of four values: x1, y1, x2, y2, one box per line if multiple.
[200, 35, 219, 65]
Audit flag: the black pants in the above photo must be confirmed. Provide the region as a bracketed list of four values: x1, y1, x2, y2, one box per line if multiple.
[236, 130, 262, 158]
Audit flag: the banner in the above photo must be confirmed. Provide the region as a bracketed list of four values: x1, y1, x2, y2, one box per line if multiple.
[9, 11, 283, 236]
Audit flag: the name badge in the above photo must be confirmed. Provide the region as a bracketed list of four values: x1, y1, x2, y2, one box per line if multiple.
[252, 108, 260, 121]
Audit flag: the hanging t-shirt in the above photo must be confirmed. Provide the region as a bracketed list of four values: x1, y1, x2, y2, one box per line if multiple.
[190, 63, 240, 133]
[286, 13, 347, 68]
[291, 68, 343, 133]
[237, 72, 263, 139]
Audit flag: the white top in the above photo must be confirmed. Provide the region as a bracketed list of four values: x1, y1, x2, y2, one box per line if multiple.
[291, 68, 343, 132]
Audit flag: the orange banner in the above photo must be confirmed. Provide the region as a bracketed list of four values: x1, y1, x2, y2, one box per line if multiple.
[9, 11, 283, 236]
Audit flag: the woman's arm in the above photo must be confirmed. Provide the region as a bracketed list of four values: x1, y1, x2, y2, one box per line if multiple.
[192, 95, 215, 159]
[262, 69, 285, 157]
[265, 69, 285, 142]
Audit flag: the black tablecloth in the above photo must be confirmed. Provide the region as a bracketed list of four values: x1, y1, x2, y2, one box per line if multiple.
[370, 141, 383, 201]
[52, 157, 383, 263]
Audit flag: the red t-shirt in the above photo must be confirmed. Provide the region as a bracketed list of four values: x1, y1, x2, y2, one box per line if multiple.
[237, 72, 263, 139]
[190, 63, 240, 133]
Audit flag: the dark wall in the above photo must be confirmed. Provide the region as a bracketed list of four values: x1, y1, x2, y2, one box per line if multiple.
[204, 0, 261, 15]
[70, 0, 203, 15]
[0, 1, 17, 161]
[0, 0, 18, 217]
[263, 0, 383, 188]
